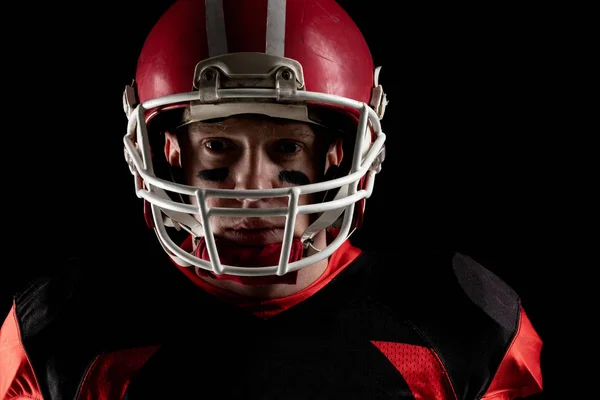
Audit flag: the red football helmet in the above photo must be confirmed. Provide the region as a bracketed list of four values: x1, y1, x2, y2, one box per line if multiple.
[122, 0, 388, 276]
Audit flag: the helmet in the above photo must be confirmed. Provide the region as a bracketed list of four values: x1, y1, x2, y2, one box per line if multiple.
[122, 0, 388, 277]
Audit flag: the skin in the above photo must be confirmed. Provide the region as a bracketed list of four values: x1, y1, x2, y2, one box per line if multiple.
[164, 114, 343, 299]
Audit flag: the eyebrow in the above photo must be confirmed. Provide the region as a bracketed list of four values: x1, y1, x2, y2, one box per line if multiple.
[275, 127, 315, 141]
[186, 120, 228, 135]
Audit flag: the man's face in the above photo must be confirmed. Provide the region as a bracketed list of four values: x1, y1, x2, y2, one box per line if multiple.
[165, 115, 340, 246]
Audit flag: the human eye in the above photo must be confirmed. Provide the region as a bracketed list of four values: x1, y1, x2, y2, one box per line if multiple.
[273, 139, 302, 155]
[203, 138, 233, 152]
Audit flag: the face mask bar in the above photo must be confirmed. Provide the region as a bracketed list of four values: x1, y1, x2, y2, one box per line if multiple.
[122, 53, 386, 276]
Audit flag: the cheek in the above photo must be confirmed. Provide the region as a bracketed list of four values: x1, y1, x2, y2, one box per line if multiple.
[298, 192, 317, 206]
[183, 169, 198, 186]
[294, 214, 312, 232]
[300, 157, 322, 182]
[180, 151, 200, 185]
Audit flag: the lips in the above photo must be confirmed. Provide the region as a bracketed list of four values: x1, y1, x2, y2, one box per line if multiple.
[223, 227, 285, 246]
[228, 221, 283, 230]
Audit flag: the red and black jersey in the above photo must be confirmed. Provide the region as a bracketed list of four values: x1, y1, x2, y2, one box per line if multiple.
[1, 241, 543, 399]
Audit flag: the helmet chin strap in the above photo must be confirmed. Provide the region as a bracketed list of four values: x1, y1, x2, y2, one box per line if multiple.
[301, 182, 349, 256]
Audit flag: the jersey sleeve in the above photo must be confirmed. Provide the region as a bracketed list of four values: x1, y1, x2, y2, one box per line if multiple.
[452, 252, 544, 399]
[0, 301, 43, 400]
[481, 306, 543, 399]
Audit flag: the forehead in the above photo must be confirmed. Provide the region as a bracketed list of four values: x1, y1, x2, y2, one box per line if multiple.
[186, 114, 316, 138]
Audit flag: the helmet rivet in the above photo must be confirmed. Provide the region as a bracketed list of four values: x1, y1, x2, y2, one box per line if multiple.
[203, 69, 215, 81]
[281, 69, 292, 80]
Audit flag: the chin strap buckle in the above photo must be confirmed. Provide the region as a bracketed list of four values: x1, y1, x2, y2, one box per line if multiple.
[370, 146, 386, 174]
[369, 66, 389, 120]
[122, 80, 139, 119]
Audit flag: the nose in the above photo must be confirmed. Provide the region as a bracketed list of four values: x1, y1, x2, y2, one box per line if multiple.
[231, 148, 277, 201]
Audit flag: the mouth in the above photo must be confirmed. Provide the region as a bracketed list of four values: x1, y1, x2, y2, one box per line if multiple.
[223, 227, 285, 246]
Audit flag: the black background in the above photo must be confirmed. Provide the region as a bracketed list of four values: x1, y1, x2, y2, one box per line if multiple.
[2, 1, 578, 398]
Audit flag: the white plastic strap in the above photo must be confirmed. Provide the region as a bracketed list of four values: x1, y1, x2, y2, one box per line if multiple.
[205, 0, 228, 57]
[266, 0, 286, 56]
[300, 184, 349, 244]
